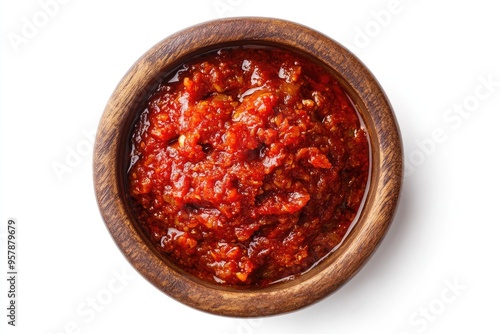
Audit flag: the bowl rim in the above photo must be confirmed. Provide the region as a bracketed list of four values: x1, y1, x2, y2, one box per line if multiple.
[93, 16, 403, 317]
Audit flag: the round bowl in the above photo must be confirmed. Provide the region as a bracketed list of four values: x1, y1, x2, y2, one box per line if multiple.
[93, 17, 403, 317]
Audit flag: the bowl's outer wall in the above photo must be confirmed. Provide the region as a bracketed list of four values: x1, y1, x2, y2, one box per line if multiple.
[93, 17, 403, 317]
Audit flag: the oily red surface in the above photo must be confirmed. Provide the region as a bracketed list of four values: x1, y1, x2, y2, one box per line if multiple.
[128, 47, 369, 286]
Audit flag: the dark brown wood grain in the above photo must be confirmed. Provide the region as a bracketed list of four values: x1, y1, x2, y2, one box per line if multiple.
[93, 17, 403, 317]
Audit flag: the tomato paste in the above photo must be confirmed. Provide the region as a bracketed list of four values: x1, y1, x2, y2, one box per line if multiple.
[128, 46, 369, 286]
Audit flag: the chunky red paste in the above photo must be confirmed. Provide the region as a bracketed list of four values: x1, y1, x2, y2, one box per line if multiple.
[128, 47, 369, 286]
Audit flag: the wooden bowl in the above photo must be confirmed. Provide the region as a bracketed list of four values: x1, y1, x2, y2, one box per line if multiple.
[93, 17, 403, 317]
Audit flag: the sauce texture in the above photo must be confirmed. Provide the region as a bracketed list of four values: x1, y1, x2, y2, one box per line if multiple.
[128, 47, 370, 286]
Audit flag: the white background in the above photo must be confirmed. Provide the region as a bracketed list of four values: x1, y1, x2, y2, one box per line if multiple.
[1, 0, 499, 333]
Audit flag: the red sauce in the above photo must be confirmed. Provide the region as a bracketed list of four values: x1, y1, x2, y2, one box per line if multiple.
[128, 47, 369, 286]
